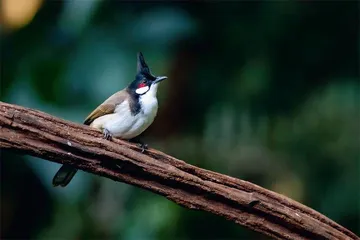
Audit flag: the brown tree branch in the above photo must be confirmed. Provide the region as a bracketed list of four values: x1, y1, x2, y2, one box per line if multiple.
[0, 101, 358, 240]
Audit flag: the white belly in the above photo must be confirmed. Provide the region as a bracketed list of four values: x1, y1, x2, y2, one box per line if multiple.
[90, 97, 158, 139]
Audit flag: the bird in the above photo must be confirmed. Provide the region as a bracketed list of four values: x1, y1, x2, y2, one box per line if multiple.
[52, 52, 167, 187]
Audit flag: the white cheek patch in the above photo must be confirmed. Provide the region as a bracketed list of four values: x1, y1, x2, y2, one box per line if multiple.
[135, 86, 150, 95]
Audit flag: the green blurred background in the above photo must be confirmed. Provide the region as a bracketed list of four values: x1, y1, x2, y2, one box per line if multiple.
[1, 0, 359, 239]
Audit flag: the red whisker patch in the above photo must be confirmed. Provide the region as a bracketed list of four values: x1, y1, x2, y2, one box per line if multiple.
[138, 83, 146, 88]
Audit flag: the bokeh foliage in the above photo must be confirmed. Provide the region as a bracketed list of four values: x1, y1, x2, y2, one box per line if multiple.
[1, 1, 359, 239]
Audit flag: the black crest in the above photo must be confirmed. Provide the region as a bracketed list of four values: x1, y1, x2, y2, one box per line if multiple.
[137, 52, 151, 75]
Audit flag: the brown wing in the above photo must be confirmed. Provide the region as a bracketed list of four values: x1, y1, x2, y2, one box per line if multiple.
[83, 90, 128, 125]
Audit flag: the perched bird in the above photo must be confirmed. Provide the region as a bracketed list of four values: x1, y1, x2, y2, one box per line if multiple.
[52, 52, 167, 187]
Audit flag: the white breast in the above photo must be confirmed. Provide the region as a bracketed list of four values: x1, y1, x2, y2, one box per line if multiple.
[125, 93, 158, 138]
[90, 85, 159, 139]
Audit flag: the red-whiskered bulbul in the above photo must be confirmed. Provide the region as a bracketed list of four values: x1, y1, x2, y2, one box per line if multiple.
[52, 52, 167, 187]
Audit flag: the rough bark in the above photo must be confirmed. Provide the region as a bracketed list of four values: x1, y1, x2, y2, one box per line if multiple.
[0, 101, 358, 240]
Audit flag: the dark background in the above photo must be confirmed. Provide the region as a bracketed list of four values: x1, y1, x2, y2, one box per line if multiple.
[1, 1, 359, 239]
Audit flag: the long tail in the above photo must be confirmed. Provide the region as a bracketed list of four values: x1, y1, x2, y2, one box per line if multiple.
[52, 164, 78, 187]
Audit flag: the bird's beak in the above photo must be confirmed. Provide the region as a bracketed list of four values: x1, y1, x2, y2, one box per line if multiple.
[153, 76, 167, 84]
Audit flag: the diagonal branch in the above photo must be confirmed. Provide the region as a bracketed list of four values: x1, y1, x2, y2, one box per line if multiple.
[0, 101, 358, 240]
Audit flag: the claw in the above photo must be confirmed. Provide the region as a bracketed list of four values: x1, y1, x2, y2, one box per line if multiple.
[140, 143, 148, 153]
[103, 129, 112, 140]
[129, 138, 148, 153]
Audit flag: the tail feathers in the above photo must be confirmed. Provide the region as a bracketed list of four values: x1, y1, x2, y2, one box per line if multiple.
[52, 165, 78, 187]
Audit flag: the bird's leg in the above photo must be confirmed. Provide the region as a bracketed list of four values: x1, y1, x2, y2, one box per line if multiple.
[103, 128, 112, 140]
[140, 142, 148, 153]
[129, 137, 148, 153]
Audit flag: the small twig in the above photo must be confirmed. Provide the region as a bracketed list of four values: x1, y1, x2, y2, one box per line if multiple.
[0, 101, 358, 240]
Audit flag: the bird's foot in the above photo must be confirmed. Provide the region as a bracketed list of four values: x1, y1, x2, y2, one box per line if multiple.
[129, 138, 148, 153]
[103, 128, 112, 140]
[139, 142, 148, 153]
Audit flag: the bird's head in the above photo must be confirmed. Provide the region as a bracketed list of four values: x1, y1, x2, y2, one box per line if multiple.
[128, 52, 167, 96]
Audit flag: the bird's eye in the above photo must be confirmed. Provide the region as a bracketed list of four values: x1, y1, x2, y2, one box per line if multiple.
[138, 82, 146, 88]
